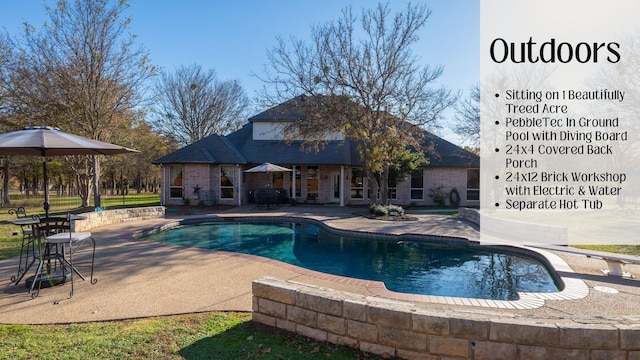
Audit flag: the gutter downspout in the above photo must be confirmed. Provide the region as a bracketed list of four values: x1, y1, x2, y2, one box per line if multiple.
[237, 164, 242, 206]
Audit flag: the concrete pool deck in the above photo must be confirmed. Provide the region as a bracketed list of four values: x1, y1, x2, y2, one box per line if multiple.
[0, 205, 639, 326]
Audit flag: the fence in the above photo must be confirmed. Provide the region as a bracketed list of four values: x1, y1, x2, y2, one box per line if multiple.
[0, 190, 160, 214]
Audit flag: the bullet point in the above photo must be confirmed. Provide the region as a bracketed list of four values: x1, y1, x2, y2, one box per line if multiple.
[495, 175, 499, 180]
[495, 148, 499, 152]
[495, 93, 499, 98]
[495, 203, 500, 207]
[495, 121, 499, 125]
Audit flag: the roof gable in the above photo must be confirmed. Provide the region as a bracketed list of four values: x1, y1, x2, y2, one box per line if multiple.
[227, 123, 353, 166]
[155, 97, 479, 168]
[422, 131, 479, 167]
[152, 133, 246, 164]
[248, 97, 307, 122]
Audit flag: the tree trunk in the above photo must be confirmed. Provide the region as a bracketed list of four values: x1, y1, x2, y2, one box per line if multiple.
[92, 155, 101, 207]
[366, 170, 381, 205]
[76, 159, 93, 208]
[2, 159, 10, 205]
[22, 173, 29, 196]
[381, 165, 390, 205]
[77, 172, 91, 208]
[32, 175, 39, 196]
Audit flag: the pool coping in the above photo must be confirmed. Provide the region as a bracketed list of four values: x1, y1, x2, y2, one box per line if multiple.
[131, 214, 589, 310]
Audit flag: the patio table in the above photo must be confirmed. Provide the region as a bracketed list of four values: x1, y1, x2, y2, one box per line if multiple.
[27, 214, 92, 297]
[8, 215, 87, 289]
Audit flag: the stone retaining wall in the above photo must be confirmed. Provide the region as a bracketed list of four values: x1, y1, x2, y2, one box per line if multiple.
[458, 207, 480, 225]
[252, 276, 640, 360]
[458, 207, 568, 245]
[73, 206, 165, 232]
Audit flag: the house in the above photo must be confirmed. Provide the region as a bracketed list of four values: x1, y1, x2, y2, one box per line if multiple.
[153, 98, 479, 207]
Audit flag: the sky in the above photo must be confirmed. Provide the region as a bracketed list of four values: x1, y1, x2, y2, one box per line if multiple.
[0, 0, 479, 145]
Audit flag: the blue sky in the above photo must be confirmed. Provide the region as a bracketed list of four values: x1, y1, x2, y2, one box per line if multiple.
[0, 1, 479, 144]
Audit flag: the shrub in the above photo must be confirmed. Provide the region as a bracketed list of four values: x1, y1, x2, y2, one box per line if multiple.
[428, 186, 448, 207]
[369, 204, 388, 216]
[369, 204, 404, 216]
[386, 204, 405, 216]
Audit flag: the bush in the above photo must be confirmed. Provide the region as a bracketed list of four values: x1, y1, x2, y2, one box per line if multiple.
[386, 204, 405, 216]
[428, 186, 448, 207]
[369, 204, 404, 216]
[369, 204, 388, 216]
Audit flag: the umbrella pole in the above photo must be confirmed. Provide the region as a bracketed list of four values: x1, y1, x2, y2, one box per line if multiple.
[42, 160, 50, 218]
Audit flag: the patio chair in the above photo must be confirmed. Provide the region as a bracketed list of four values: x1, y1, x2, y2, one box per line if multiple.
[30, 214, 97, 299]
[8, 207, 35, 284]
[254, 189, 281, 209]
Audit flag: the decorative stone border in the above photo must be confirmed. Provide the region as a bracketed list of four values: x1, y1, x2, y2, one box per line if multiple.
[458, 207, 568, 245]
[252, 276, 640, 360]
[73, 206, 165, 232]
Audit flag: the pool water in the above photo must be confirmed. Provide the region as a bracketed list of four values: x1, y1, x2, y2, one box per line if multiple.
[141, 220, 560, 300]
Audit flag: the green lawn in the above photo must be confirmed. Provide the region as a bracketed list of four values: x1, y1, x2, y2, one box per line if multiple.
[0, 312, 380, 359]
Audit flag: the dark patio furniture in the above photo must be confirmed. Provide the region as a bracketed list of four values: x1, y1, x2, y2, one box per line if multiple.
[254, 189, 283, 209]
[26, 214, 96, 299]
[8, 208, 36, 285]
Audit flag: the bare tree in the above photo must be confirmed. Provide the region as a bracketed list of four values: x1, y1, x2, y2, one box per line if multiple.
[9, 0, 156, 207]
[453, 84, 480, 146]
[0, 32, 24, 206]
[152, 64, 249, 146]
[258, 3, 457, 204]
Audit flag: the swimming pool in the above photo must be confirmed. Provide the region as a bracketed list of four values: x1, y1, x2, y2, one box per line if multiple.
[140, 219, 561, 300]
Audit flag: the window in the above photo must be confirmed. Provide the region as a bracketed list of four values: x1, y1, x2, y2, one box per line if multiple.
[220, 166, 234, 199]
[467, 168, 480, 201]
[410, 170, 424, 200]
[350, 168, 365, 199]
[272, 172, 283, 189]
[306, 166, 319, 199]
[169, 165, 183, 198]
[388, 176, 397, 200]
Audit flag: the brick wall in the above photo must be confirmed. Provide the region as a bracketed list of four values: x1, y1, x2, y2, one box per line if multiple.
[252, 276, 640, 360]
[424, 167, 477, 207]
[166, 164, 480, 207]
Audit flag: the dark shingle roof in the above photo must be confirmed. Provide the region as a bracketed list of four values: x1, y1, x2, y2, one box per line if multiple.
[248, 97, 307, 122]
[422, 132, 479, 168]
[226, 123, 353, 166]
[152, 133, 246, 164]
[154, 97, 479, 168]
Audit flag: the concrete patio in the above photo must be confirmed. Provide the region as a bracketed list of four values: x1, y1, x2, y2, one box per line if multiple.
[0, 205, 638, 327]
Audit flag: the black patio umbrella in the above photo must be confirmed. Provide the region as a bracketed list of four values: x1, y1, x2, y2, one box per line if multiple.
[0, 126, 139, 217]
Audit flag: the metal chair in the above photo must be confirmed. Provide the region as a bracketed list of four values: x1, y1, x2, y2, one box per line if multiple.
[30, 214, 97, 299]
[8, 207, 35, 285]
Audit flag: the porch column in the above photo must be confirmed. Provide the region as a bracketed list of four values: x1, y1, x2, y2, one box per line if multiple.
[291, 166, 296, 200]
[236, 164, 242, 206]
[161, 165, 166, 205]
[340, 166, 345, 207]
